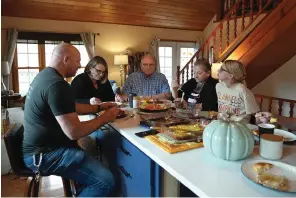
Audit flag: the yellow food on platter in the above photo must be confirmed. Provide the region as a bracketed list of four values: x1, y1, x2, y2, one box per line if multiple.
[256, 173, 289, 191]
[169, 124, 203, 132]
[139, 103, 169, 111]
[253, 162, 274, 174]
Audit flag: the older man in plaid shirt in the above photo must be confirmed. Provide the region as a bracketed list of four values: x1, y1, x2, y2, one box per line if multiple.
[115, 53, 170, 102]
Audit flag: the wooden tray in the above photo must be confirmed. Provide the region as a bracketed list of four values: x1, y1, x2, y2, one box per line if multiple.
[145, 134, 203, 154]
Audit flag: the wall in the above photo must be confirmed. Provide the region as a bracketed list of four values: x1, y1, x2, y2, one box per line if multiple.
[2, 16, 202, 84]
[252, 55, 296, 100]
[252, 55, 296, 117]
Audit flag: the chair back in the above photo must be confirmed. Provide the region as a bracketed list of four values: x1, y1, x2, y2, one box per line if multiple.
[3, 123, 33, 176]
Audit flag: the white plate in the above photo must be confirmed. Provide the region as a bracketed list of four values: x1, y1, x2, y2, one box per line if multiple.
[274, 129, 296, 142]
[241, 159, 296, 193]
[246, 124, 296, 142]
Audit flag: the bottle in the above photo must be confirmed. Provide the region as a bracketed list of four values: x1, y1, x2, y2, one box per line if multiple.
[128, 93, 136, 108]
[188, 93, 199, 110]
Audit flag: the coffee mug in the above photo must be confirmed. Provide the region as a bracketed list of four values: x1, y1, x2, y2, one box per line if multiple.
[258, 123, 275, 136]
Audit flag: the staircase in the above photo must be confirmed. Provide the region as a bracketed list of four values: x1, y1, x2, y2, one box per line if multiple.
[177, 0, 296, 88]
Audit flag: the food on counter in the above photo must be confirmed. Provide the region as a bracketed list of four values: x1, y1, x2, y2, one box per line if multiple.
[139, 102, 169, 111]
[253, 162, 274, 174]
[208, 111, 218, 119]
[256, 173, 289, 191]
[117, 109, 126, 118]
[169, 124, 203, 132]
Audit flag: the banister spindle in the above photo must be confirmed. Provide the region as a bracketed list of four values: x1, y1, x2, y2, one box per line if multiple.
[213, 35, 216, 63]
[226, 18, 230, 47]
[290, 102, 295, 118]
[278, 100, 283, 115]
[177, 66, 180, 85]
[234, 3, 238, 39]
[258, 96, 263, 111]
[268, 99, 272, 112]
[181, 70, 185, 84]
[219, 24, 223, 54]
[186, 65, 189, 81]
[191, 60, 194, 79]
[259, 0, 262, 11]
[241, 0, 245, 31]
[250, 0, 254, 22]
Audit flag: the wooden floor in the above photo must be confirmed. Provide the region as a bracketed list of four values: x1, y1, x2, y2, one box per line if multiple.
[1, 174, 64, 197]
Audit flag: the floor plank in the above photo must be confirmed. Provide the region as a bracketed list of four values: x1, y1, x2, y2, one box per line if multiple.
[1, 174, 64, 197]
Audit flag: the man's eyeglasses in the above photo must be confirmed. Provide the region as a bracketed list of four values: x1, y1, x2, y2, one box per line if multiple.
[94, 68, 106, 75]
[142, 63, 155, 68]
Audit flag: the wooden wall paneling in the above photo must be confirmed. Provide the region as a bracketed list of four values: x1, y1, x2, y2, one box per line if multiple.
[3, 0, 219, 31]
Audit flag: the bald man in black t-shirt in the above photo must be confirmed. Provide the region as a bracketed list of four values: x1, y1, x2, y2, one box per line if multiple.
[23, 43, 118, 197]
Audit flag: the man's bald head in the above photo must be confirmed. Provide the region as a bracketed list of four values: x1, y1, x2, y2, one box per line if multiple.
[52, 43, 80, 58]
[50, 43, 81, 78]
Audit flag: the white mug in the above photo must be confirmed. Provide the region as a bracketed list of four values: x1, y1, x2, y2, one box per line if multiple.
[260, 134, 284, 160]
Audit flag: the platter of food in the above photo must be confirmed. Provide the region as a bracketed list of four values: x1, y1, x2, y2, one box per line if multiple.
[241, 159, 296, 192]
[138, 100, 170, 113]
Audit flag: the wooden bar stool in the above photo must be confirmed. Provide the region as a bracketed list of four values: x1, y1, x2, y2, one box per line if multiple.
[3, 124, 76, 197]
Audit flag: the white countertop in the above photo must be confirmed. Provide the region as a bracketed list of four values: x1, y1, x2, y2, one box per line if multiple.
[110, 109, 296, 197]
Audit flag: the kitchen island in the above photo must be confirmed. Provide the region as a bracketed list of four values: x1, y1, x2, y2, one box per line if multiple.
[100, 110, 296, 197]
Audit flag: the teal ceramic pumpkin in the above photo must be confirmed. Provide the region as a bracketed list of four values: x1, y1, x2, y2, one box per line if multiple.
[203, 119, 254, 161]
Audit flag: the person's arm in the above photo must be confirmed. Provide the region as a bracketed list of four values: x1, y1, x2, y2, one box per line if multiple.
[179, 79, 195, 102]
[47, 82, 118, 140]
[122, 75, 133, 95]
[153, 75, 171, 100]
[243, 87, 260, 114]
[56, 107, 118, 140]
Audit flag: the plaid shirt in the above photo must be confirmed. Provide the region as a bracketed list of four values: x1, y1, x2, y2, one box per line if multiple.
[122, 72, 170, 96]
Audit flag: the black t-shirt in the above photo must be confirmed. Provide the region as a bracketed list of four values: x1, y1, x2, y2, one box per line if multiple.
[23, 67, 78, 156]
[179, 76, 218, 111]
[71, 73, 115, 104]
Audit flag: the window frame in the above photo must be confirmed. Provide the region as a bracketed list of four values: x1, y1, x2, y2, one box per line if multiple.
[12, 32, 86, 94]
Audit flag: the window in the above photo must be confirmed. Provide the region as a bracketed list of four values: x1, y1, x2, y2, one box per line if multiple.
[180, 47, 195, 78]
[159, 47, 173, 88]
[16, 40, 40, 95]
[13, 32, 87, 95]
[159, 42, 197, 88]
[71, 41, 89, 77]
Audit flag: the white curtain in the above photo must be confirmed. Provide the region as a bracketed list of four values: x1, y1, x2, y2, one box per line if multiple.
[150, 37, 160, 72]
[80, 33, 95, 59]
[2, 28, 18, 90]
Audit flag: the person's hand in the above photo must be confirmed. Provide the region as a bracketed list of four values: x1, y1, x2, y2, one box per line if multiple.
[101, 106, 119, 123]
[182, 100, 188, 109]
[100, 102, 117, 110]
[90, 97, 102, 105]
[115, 94, 128, 102]
[255, 112, 273, 124]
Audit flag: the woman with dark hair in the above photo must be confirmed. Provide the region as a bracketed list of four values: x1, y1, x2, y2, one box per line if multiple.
[178, 58, 218, 111]
[71, 56, 115, 104]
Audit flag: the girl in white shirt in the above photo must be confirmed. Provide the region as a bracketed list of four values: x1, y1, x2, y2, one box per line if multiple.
[216, 60, 259, 123]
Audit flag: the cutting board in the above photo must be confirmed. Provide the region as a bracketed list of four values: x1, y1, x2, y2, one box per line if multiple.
[145, 134, 203, 154]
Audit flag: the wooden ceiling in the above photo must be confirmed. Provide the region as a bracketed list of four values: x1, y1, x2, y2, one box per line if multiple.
[2, 0, 218, 31]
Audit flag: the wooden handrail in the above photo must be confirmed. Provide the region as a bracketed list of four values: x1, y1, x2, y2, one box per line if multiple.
[177, 0, 281, 85]
[254, 94, 296, 118]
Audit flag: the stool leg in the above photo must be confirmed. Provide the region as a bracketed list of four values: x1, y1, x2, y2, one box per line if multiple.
[32, 176, 41, 197]
[62, 178, 74, 197]
[24, 176, 34, 197]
